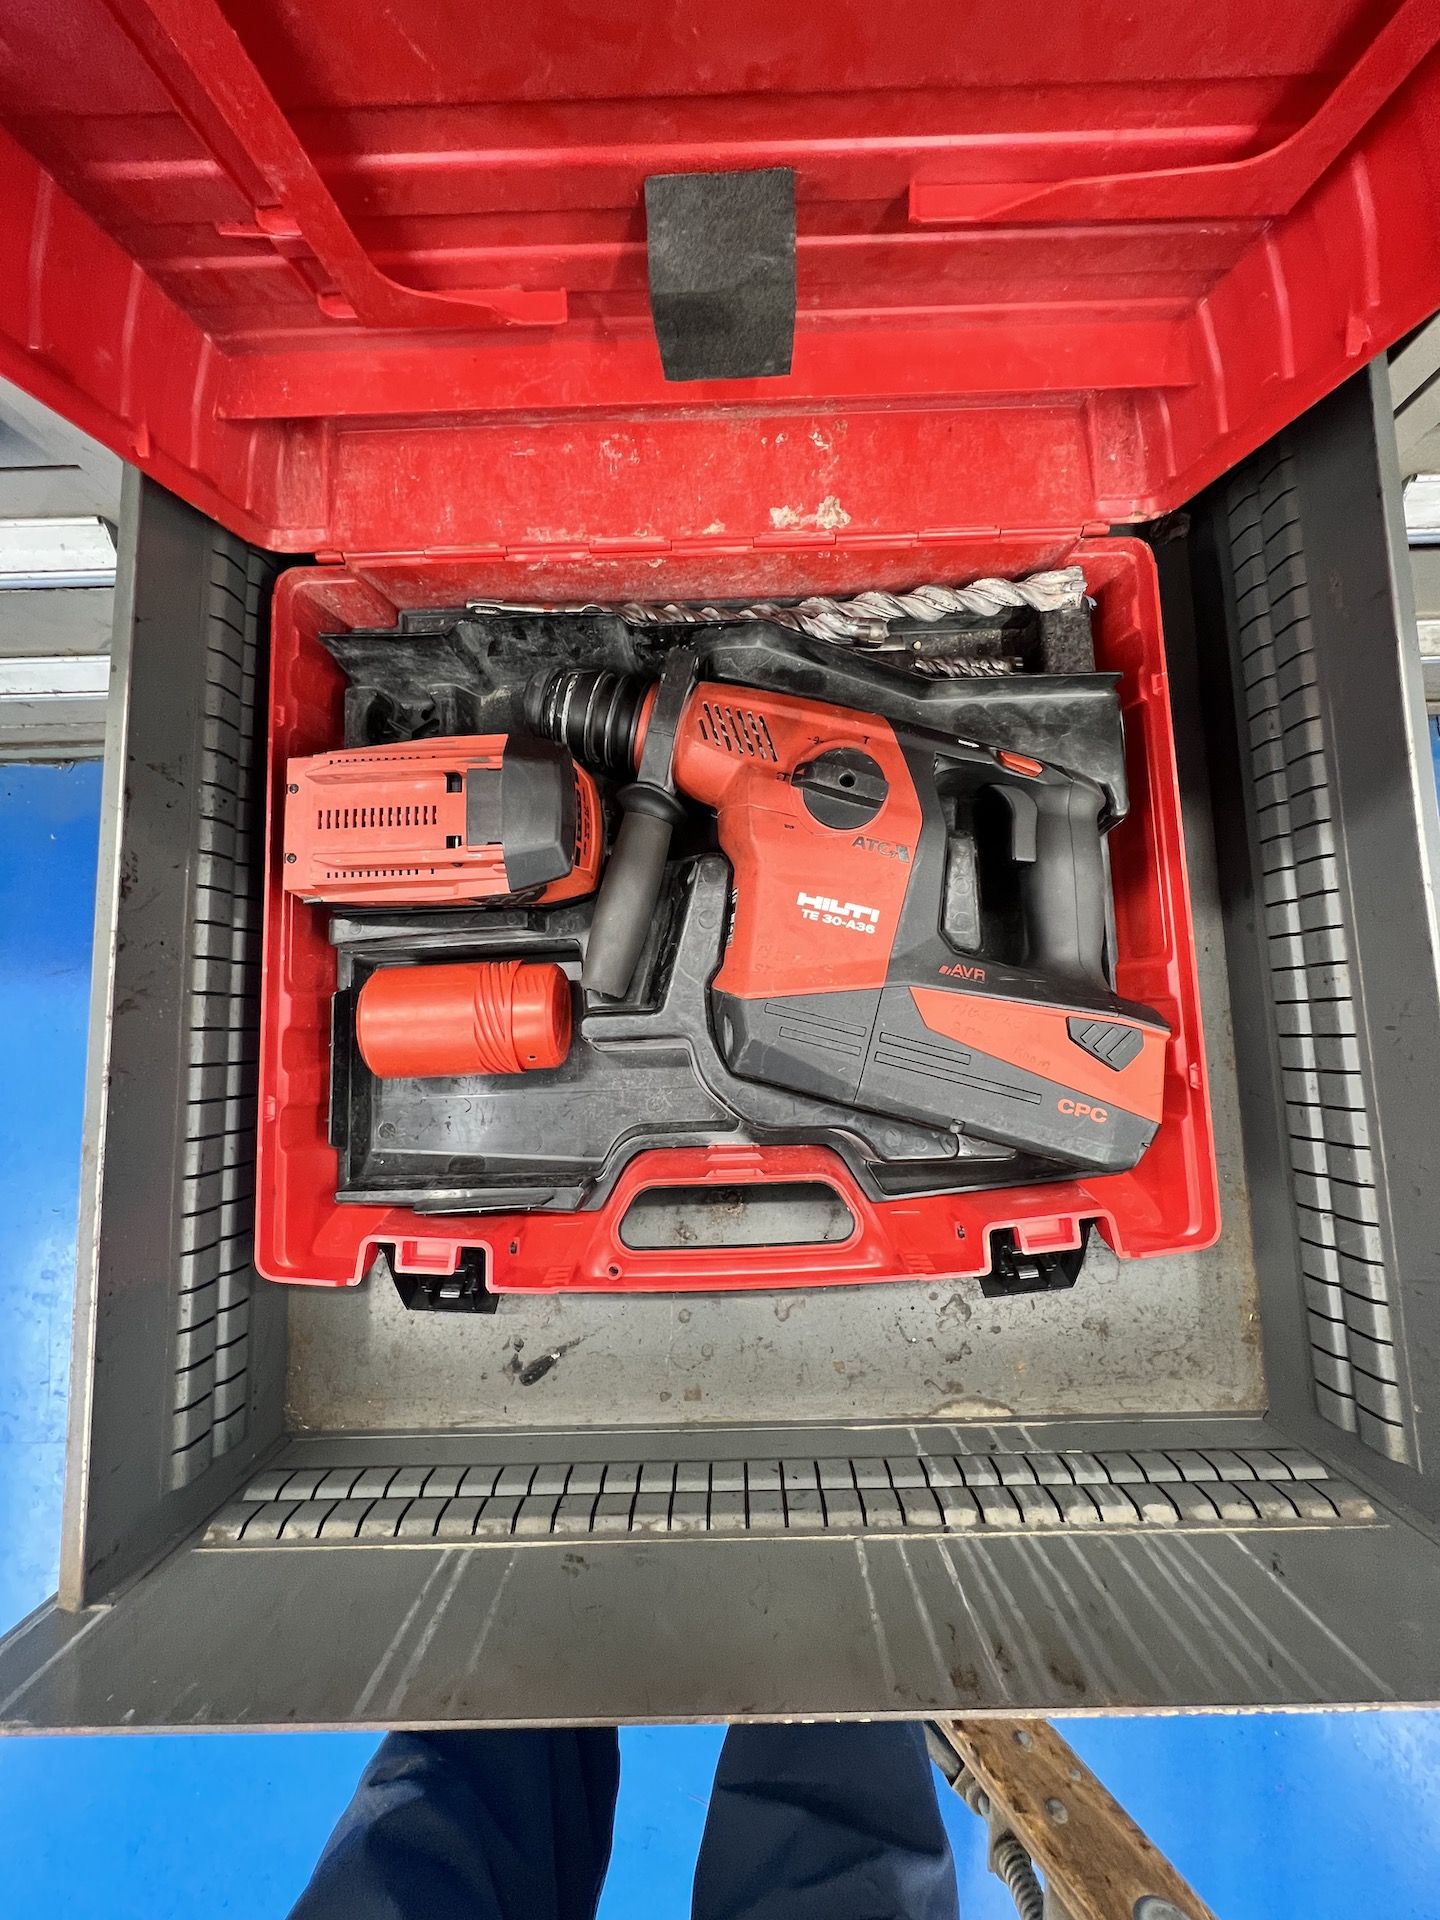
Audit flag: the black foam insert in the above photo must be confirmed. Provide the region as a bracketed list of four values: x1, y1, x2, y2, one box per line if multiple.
[645, 168, 796, 382]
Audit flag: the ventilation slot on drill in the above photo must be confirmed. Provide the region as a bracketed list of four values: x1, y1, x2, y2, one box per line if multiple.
[697, 701, 777, 761]
[572, 772, 595, 868]
[317, 803, 440, 833]
[330, 748, 447, 766]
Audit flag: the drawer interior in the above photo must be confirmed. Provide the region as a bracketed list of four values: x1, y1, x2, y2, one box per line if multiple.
[51, 374, 1440, 1726]
[281, 664, 1259, 1432]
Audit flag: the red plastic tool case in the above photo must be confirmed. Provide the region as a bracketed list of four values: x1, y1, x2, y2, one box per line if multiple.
[4, 0, 1440, 1293]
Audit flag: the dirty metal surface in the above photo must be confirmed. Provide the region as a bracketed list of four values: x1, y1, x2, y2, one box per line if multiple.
[8, 1509, 1438, 1726]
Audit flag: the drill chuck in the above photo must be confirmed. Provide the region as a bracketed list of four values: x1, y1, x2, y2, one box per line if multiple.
[525, 667, 649, 778]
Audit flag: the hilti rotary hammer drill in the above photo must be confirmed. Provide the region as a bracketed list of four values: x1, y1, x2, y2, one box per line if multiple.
[528, 652, 1168, 1176]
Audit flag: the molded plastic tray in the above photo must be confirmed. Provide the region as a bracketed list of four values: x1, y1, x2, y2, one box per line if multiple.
[256, 535, 1219, 1290]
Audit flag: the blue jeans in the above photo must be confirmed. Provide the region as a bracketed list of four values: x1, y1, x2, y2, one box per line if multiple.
[290, 1723, 960, 1920]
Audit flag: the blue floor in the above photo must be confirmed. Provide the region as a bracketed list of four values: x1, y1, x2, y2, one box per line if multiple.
[3, 759, 1440, 1917]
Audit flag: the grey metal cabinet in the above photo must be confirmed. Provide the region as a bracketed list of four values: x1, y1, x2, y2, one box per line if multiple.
[5, 368, 1440, 1728]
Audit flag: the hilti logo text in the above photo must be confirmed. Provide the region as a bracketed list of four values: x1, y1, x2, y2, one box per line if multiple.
[797, 892, 880, 935]
[940, 962, 986, 981]
[1058, 1098, 1108, 1124]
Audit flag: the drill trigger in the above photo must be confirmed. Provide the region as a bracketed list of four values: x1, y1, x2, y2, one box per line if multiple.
[993, 784, 1039, 863]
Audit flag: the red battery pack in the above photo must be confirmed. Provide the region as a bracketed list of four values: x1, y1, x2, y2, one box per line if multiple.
[283, 735, 603, 908]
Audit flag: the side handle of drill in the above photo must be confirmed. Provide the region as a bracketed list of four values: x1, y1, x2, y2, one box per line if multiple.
[526, 652, 698, 999]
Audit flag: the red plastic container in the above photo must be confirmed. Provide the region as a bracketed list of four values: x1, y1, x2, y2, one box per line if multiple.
[4, 2, 1440, 1289]
[356, 960, 574, 1081]
[255, 534, 1217, 1289]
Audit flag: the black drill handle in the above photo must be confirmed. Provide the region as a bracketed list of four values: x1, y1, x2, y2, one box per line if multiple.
[975, 749, 1111, 991]
[550, 650, 699, 1002]
[581, 793, 679, 999]
[1020, 774, 1108, 990]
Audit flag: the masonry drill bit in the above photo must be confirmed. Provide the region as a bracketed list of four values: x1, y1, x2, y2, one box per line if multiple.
[468, 567, 1086, 647]
[906, 656, 1024, 678]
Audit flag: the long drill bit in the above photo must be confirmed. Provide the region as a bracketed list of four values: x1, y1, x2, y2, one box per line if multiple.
[468, 566, 1086, 648]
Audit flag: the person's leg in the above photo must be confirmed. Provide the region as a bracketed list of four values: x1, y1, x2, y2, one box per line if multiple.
[288, 1728, 621, 1920]
[691, 1721, 960, 1920]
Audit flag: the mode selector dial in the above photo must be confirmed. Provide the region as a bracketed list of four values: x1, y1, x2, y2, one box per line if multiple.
[793, 748, 889, 828]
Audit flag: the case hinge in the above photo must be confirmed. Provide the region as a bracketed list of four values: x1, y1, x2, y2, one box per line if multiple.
[495, 537, 671, 562]
[750, 529, 837, 550]
[580, 536, 672, 558]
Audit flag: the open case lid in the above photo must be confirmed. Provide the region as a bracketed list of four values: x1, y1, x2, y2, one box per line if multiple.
[2, 0, 1439, 560]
